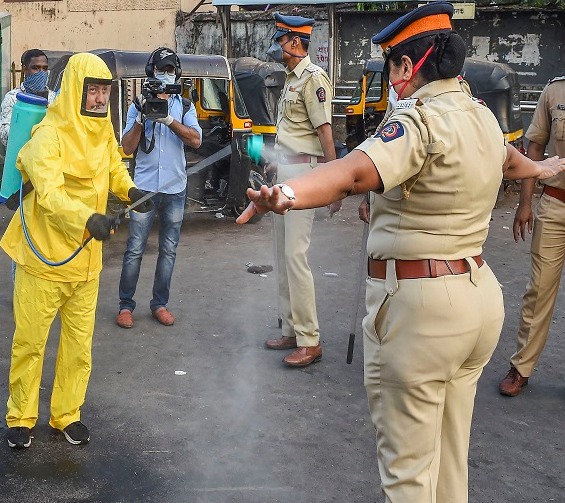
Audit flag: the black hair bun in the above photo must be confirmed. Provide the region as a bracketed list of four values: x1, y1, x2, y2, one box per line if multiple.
[435, 32, 466, 78]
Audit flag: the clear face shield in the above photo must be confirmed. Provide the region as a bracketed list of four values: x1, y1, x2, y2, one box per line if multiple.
[81, 77, 112, 117]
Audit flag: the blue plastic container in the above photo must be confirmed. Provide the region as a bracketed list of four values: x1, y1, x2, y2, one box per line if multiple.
[0, 92, 48, 202]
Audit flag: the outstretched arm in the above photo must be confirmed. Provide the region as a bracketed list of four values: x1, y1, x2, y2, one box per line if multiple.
[236, 149, 381, 223]
[503, 143, 564, 180]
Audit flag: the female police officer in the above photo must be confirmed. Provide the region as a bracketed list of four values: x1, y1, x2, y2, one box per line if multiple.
[237, 2, 565, 501]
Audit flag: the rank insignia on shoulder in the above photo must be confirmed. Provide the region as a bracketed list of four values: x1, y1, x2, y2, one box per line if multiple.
[472, 97, 488, 107]
[316, 87, 326, 102]
[378, 121, 404, 142]
[558, 104, 565, 110]
[395, 98, 417, 110]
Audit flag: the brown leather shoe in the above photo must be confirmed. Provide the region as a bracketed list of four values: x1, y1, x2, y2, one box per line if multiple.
[499, 367, 528, 397]
[283, 345, 322, 367]
[265, 336, 297, 350]
[116, 309, 133, 329]
[152, 307, 175, 326]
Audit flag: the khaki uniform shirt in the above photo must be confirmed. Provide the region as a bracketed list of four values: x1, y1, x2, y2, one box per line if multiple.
[526, 77, 565, 189]
[356, 78, 506, 260]
[275, 55, 333, 157]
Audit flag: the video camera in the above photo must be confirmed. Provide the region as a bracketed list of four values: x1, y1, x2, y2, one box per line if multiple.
[141, 77, 182, 120]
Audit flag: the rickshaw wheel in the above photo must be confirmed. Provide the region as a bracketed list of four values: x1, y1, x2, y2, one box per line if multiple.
[233, 169, 266, 224]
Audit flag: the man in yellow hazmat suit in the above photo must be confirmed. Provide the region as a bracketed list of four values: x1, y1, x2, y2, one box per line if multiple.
[0, 53, 146, 448]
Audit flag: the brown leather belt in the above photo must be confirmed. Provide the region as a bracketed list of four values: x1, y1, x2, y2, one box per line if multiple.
[542, 185, 565, 203]
[368, 256, 483, 280]
[282, 154, 325, 164]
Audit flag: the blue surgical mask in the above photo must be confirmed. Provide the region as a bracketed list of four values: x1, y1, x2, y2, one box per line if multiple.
[155, 71, 177, 86]
[24, 70, 48, 93]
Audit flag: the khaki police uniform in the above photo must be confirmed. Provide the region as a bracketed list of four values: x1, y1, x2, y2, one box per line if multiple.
[510, 78, 565, 376]
[274, 54, 333, 346]
[355, 78, 506, 502]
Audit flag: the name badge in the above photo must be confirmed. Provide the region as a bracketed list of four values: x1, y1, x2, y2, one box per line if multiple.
[395, 99, 417, 110]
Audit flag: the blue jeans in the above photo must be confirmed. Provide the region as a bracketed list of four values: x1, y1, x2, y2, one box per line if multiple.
[118, 190, 186, 313]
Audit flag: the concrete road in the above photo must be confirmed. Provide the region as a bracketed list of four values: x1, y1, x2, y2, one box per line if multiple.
[0, 192, 563, 503]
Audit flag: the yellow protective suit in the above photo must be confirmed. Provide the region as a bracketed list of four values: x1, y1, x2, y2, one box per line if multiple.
[0, 53, 135, 431]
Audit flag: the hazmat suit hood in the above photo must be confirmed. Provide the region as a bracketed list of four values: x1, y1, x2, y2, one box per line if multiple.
[35, 53, 114, 179]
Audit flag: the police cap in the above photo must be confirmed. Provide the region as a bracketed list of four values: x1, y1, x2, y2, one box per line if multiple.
[372, 1, 454, 54]
[273, 12, 315, 41]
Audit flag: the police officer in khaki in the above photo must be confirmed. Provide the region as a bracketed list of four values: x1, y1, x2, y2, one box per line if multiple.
[499, 76, 565, 396]
[237, 2, 565, 500]
[263, 13, 338, 367]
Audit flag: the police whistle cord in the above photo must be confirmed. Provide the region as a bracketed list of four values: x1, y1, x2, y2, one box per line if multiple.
[347, 222, 369, 364]
[17, 145, 233, 266]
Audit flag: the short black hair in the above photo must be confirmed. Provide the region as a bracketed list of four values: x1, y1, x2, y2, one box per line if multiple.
[21, 49, 48, 67]
[388, 32, 466, 83]
[287, 32, 310, 51]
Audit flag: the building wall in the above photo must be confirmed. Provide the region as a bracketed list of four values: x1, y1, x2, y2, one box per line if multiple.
[336, 8, 565, 90]
[0, 0, 208, 66]
[178, 7, 565, 90]
[176, 11, 330, 71]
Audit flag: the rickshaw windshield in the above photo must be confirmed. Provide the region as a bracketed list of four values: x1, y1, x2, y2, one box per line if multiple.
[201, 78, 230, 113]
[349, 70, 382, 105]
[349, 80, 363, 105]
[232, 79, 249, 119]
[366, 71, 383, 102]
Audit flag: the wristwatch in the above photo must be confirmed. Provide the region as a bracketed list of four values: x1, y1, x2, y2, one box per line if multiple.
[277, 184, 296, 200]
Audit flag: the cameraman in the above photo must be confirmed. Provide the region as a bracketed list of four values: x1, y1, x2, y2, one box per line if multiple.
[116, 47, 202, 329]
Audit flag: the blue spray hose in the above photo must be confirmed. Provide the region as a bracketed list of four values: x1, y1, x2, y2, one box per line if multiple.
[19, 179, 93, 266]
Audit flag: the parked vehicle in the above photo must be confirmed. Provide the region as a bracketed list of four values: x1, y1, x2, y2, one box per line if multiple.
[229, 56, 285, 179]
[47, 49, 265, 219]
[345, 57, 524, 153]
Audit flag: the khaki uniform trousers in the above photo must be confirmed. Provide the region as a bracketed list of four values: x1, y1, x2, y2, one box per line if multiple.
[363, 260, 504, 503]
[511, 192, 565, 376]
[7, 266, 99, 430]
[274, 160, 319, 346]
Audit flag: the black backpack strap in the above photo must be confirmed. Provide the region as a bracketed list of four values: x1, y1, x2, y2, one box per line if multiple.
[181, 97, 192, 122]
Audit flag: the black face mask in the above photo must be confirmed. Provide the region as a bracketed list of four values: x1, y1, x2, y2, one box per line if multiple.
[266, 37, 306, 63]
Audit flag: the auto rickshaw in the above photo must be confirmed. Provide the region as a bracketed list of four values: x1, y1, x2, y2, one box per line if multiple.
[229, 56, 285, 178]
[345, 57, 525, 153]
[47, 49, 265, 219]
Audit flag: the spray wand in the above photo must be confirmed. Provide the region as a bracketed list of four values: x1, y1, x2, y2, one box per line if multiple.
[17, 144, 234, 266]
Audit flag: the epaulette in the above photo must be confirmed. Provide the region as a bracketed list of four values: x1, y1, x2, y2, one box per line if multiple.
[472, 96, 488, 107]
[548, 76, 565, 85]
[305, 63, 321, 74]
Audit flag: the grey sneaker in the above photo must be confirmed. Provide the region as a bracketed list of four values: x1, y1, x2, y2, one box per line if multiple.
[62, 421, 90, 445]
[7, 426, 32, 449]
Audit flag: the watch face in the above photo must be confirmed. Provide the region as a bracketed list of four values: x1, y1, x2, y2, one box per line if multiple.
[278, 184, 295, 200]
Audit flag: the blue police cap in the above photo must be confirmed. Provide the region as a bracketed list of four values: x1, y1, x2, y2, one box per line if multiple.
[273, 13, 315, 41]
[372, 1, 454, 52]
